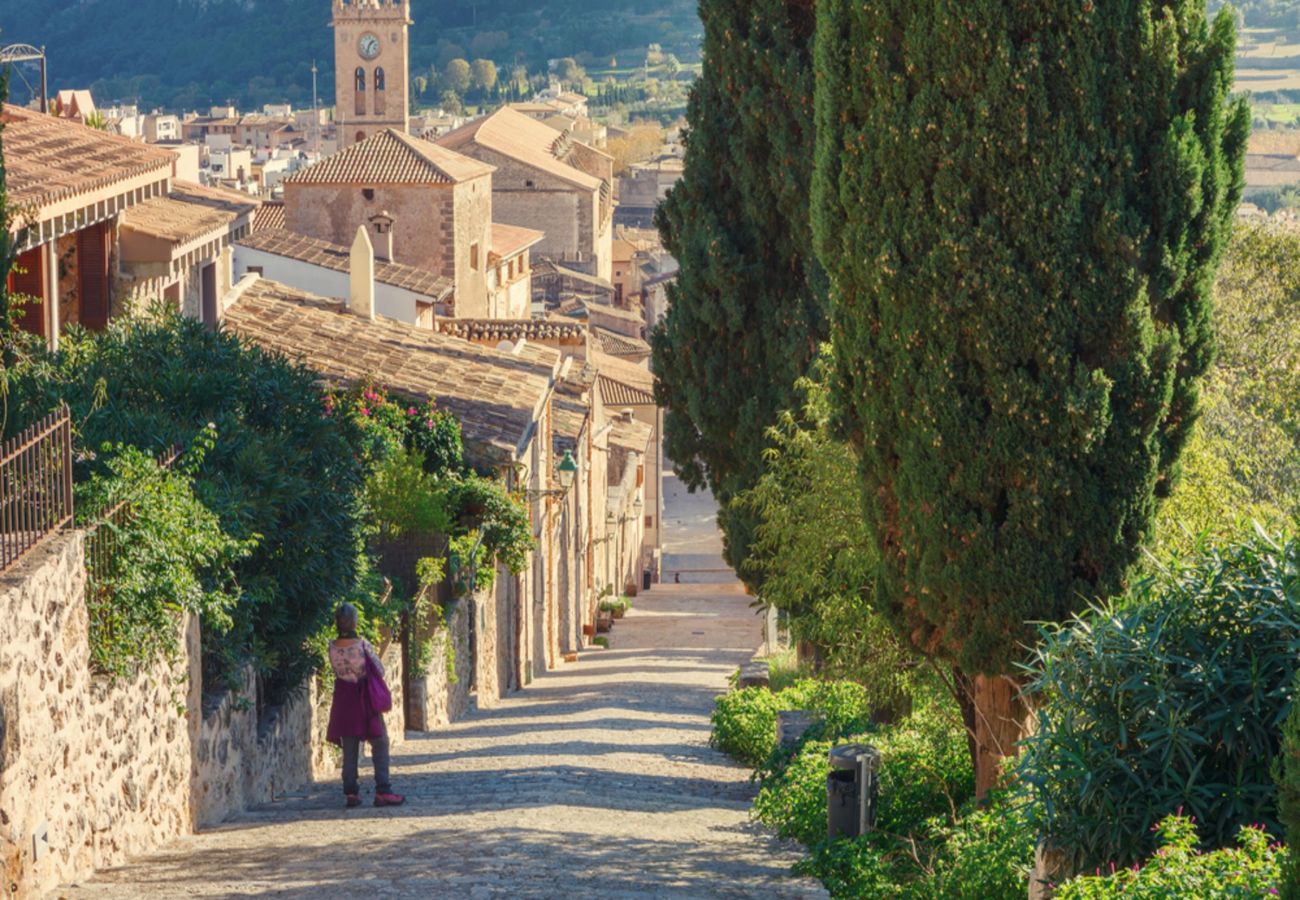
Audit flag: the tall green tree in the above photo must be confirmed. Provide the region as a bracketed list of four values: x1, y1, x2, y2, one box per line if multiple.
[813, 0, 1247, 794]
[653, 0, 827, 577]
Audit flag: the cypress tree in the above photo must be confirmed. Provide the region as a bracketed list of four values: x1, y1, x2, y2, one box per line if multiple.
[813, 0, 1247, 794]
[653, 0, 826, 575]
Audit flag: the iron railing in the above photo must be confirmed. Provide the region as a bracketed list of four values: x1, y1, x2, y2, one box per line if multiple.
[83, 447, 180, 589]
[0, 405, 74, 573]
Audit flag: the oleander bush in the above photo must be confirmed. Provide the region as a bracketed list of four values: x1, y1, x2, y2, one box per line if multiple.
[1277, 673, 1300, 900]
[1019, 530, 1300, 872]
[1055, 816, 1284, 899]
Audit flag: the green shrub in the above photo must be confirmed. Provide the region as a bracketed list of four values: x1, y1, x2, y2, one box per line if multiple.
[1277, 672, 1300, 900]
[78, 434, 251, 680]
[710, 679, 875, 770]
[711, 686, 791, 768]
[1019, 531, 1300, 871]
[1055, 816, 1284, 899]
[752, 699, 974, 848]
[793, 792, 1032, 900]
[754, 737, 836, 844]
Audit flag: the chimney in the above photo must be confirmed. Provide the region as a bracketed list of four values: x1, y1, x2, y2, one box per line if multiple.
[350, 225, 376, 322]
[369, 211, 395, 262]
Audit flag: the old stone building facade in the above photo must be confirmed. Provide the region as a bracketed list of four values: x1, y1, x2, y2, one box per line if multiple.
[438, 108, 615, 282]
[282, 129, 497, 316]
[332, 0, 412, 148]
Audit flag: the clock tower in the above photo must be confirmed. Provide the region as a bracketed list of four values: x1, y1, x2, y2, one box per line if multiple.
[332, 0, 412, 148]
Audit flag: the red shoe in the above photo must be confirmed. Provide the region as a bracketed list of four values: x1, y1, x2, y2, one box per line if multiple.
[374, 792, 405, 807]
[345, 794, 361, 808]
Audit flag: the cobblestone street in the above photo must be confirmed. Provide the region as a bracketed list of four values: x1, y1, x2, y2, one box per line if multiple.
[61, 475, 824, 899]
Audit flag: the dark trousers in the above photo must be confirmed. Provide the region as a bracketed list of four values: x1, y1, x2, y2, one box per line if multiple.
[341, 734, 391, 795]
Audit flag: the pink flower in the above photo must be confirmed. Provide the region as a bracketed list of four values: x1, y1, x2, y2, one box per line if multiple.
[408, 407, 417, 415]
[360, 407, 370, 416]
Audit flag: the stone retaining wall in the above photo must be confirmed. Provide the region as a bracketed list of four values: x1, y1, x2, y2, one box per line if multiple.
[0, 533, 197, 898]
[0, 532, 401, 897]
[406, 598, 471, 729]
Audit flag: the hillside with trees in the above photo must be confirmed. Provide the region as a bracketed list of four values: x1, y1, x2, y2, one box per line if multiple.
[0, 0, 700, 110]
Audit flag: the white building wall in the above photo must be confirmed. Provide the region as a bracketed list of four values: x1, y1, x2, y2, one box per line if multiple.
[232, 246, 425, 323]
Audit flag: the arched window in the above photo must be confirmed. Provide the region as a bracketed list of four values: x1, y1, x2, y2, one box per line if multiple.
[355, 131, 366, 145]
[355, 67, 366, 91]
[354, 67, 366, 116]
[374, 67, 386, 115]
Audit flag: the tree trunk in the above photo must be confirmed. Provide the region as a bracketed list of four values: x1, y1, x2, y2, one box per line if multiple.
[952, 666, 979, 777]
[971, 673, 1031, 800]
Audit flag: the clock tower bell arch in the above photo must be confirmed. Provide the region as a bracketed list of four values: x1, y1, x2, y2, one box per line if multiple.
[332, 0, 411, 148]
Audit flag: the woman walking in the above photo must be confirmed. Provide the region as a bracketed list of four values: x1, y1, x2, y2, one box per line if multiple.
[326, 603, 405, 808]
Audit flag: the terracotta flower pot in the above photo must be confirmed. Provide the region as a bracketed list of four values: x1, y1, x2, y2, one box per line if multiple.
[582, 624, 595, 637]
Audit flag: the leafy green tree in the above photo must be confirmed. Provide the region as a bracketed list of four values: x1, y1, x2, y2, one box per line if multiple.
[554, 57, 586, 85]
[813, 0, 1248, 793]
[1154, 224, 1300, 557]
[652, 0, 827, 578]
[738, 351, 912, 716]
[470, 58, 498, 93]
[443, 58, 472, 95]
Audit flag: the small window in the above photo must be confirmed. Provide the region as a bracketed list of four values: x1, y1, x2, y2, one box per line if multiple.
[246, 265, 264, 276]
[470, 242, 479, 270]
[355, 131, 366, 145]
[362, 188, 375, 201]
[355, 68, 366, 92]
[525, 179, 535, 188]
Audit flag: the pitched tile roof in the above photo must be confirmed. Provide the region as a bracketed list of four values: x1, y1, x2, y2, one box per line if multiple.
[237, 228, 452, 300]
[224, 279, 558, 460]
[1, 104, 175, 213]
[610, 415, 654, 453]
[121, 181, 257, 244]
[436, 318, 586, 343]
[591, 350, 657, 408]
[253, 202, 286, 232]
[285, 128, 494, 186]
[552, 396, 589, 457]
[489, 222, 545, 261]
[438, 107, 602, 192]
[592, 327, 650, 358]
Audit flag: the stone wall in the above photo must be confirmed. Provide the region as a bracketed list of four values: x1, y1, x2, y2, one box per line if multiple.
[406, 598, 472, 730]
[0, 533, 198, 899]
[0, 532, 397, 897]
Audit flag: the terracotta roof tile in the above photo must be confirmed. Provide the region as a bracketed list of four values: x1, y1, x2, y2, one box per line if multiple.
[592, 327, 650, 358]
[1, 104, 175, 213]
[591, 349, 656, 407]
[253, 202, 286, 231]
[438, 107, 602, 191]
[121, 181, 257, 244]
[436, 318, 586, 343]
[552, 396, 588, 456]
[285, 128, 494, 186]
[224, 279, 557, 460]
[237, 228, 452, 300]
[489, 222, 545, 261]
[610, 416, 653, 453]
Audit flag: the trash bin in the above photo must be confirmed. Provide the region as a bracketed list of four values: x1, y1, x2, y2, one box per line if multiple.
[827, 743, 880, 840]
[642, 568, 652, 591]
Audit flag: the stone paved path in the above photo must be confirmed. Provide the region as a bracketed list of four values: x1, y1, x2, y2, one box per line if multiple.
[62, 476, 825, 899]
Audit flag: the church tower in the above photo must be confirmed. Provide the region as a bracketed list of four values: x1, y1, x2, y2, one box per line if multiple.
[332, 0, 411, 148]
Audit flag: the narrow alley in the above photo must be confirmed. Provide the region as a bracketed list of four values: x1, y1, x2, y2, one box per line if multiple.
[60, 474, 824, 899]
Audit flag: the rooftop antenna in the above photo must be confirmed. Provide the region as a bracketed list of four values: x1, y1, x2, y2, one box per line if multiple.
[311, 59, 320, 155]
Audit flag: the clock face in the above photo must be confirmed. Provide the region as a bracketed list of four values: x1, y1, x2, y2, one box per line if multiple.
[359, 34, 381, 60]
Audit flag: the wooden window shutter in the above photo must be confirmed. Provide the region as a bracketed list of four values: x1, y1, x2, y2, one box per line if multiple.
[78, 222, 110, 331]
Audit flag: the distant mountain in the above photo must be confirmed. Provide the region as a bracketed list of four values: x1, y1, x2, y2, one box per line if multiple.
[0, 0, 700, 111]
